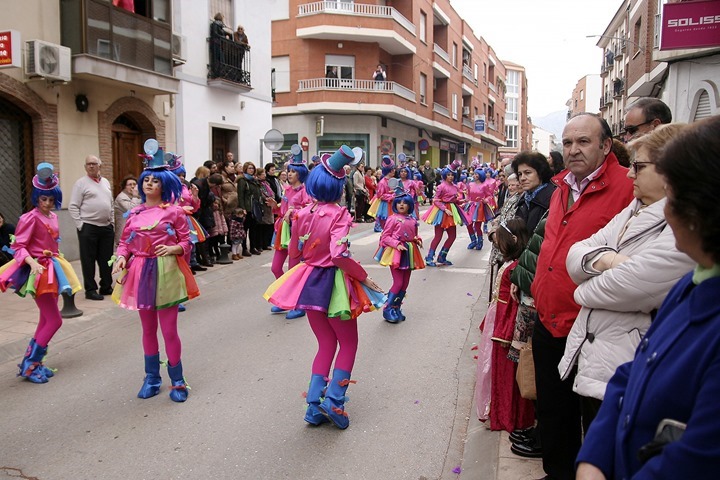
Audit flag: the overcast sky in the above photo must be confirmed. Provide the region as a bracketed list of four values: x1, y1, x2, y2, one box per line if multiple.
[450, 0, 619, 118]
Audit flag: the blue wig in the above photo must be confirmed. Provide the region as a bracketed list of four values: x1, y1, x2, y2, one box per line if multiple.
[287, 163, 309, 183]
[392, 192, 415, 215]
[31, 186, 63, 210]
[397, 166, 411, 180]
[413, 171, 423, 181]
[171, 165, 187, 178]
[305, 164, 344, 203]
[440, 167, 455, 181]
[474, 168, 487, 183]
[138, 168, 183, 204]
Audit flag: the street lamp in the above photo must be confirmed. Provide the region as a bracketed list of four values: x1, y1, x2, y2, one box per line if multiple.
[586, 35, 644, 53]
[259, 128, 284, 167]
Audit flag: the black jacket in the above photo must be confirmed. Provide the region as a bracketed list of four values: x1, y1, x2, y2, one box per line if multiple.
[515, 183, 555, 234]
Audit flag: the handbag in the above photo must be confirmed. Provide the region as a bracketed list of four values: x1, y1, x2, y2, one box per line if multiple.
[516, 340, 537, 400]
[251, 197, 263, 222]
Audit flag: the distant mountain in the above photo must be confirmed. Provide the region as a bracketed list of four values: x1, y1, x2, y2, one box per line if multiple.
[533, 110, 567, 139]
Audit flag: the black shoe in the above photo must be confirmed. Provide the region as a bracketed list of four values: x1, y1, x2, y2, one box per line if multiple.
[200, 262, 214, 268]
[510, 441, 543, 458]
[242, 250, 252, 257]
[251, 249, 261, 255]
[85, 291, 104, 301]
[509, 427, 536, 445]
[191, 265, 207, 272]
[99, 288, 113, 295]
[262, 246, 272, 251]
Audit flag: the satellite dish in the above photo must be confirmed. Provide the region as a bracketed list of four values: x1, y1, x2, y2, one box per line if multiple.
[144, 138, 159, 155]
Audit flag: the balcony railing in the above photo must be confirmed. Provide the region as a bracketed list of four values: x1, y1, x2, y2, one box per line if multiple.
[433, 43, 450, 64]
[462, 117, 473, 129]
[487, 120, 497, 131]
[298, 1, 415, 35]
[298, 78, 416, 102]
[613, 78, 624, 98]
[208, 36, 251, 86]
[462, 64, 476, 85]
[489, 82, 496, 93]
[433, 103, 450, 118]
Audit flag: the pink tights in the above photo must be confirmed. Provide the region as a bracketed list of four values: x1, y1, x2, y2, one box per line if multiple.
[466, 221, 484, 238]
[139, 306, 182, 366]
[390, 268, 411, 294]
[429, 226, 457, 251]
[307, 310, 359, 375]
[33, 294, 63, 347]
[271, 249, 289, 279]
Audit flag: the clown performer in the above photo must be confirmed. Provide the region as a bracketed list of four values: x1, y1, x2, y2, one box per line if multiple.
[374, 179, 424, 323]
[168, 152, 206, 312]
[0, 164, 82, 384]
[268, 144, 312, 320]
[421, 163, 468, 266]
[463, 167, 497, 250]
[264, 145, 386, 429]
[367, 155, 396, 232]
[111, 139, 200, 402]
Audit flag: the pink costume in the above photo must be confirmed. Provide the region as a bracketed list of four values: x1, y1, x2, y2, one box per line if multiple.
[177, 184, 205, 262]
[270, 183, 312, 279]
[367, 176, 394, 226]
[464, 179, 497, 238]
[0, 209, 82, 348]
[375, 213, 425, 291]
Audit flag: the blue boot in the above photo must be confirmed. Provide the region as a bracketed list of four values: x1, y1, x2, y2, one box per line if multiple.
[167, 361, 189, 403]
[178, 304, 186, 312]
[271, 305, 288, 314]
[475, 234, 484, 250]
[286, 309, 306, 319]
[304, 374, 329, 426]
[17, 340, 48, 384]
[395, 291, 407, 321]
[29, 338, 54, 378]
[319, 369, 354, 429]
[437, 248, 453, 266]
[373, 220, 383, 233]
[383, 292, 401, 323]
[137, 354, 162, 399]
[425, 248, 437, 267]
[467, 234, 478, 249]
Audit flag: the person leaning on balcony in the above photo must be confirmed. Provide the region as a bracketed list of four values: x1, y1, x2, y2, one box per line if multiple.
[210, 13, 232, 77]
[234, 25, 250, 67]
[326, 66, 338, 87]
[373, 64, 386, 90]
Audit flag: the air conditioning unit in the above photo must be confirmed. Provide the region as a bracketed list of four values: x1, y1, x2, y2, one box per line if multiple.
[171, 33, 187, 65]
[462, 106, 470, 116]
[25, 40, 71, 82]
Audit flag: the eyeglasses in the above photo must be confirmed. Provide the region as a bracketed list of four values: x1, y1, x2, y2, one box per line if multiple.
[630, 161, 653, 174]
[623, 120, 653, 136]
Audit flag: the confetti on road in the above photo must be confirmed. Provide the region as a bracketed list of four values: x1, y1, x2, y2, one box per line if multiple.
[452, 466, 462, 474]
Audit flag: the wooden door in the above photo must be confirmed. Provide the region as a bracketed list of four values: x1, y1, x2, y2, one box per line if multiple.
[112, 126, 143, 197]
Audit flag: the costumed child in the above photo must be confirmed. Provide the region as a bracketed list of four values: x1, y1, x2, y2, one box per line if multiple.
[264, 145, 386, 429]
[374, 180, 424, 323]
[228, 207, 247, 259]
[268, 145, 312, 320]
[396, 163, 418, 219]
[420, 163, 468, 266]
[413, 171, 425, 212]
[111, 139, 200, 402]
[475, 218, 534, 432]
[0, 163, 82, 384]
[463, 168, 497, 250]
[168, 153, 204, 312]
[367, 155, 396, 232]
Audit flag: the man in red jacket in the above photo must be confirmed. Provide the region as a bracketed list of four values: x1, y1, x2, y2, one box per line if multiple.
[529, 113, 634, 480]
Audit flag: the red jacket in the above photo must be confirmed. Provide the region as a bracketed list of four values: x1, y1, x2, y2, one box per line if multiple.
[531, 153, 634, 337]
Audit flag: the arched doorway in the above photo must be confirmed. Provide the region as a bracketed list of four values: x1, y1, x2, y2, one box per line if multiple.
[112, 114, 144, 197]
[0, 97, 34, 223]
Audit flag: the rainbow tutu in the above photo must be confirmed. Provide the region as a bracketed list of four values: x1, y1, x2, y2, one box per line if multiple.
[187, 215, 207, 243]
[264, 263, 386, 320]
[367, 198, 389, 220]
[112, 255, 199, 310]
[374, 242, 425, 270]
[421, 203, 467, 228]
[0, 254, 81, 298]
[463, 201, 496, 223]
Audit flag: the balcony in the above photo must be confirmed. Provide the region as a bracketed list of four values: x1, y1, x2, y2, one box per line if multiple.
[613, 78, 624, 99]
[600, 63, 609, 77]
[462, 64, 477, 85]
[297, 1, 416, 55]
[462, 117, 473, 129]
[295, 77, 417, 116]
[604, 92, 613, 105]
[600, 96, 607, 110]
[60, 0, 179, 94]
[433, 102, 450, 118]
[208, 37, 251, 91]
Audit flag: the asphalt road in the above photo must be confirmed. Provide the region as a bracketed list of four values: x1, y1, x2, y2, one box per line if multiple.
[0, 219, 491, 480]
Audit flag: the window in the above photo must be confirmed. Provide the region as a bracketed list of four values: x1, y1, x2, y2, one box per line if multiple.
[483, 62, 487, 83]
[452, 43, 458, 68]
[325, 54, 355, 86]
[209, 0, 232, 25]
[654, 0, 662, 48]
[473, 63, 478, 81]
[420, 73, 427, 104]
[452, 93, 458, 119]
[505, 125, 518, 148]
[633, 18, 642, 56]
[580, 89, 584, 101]
[420, 11, 427, 43]
[505, 97, 518, 121]
[132, 0, 170, 22]
[272, 56, 290, 93]
[506, 70, 519, 95]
